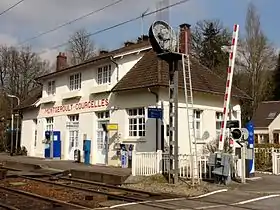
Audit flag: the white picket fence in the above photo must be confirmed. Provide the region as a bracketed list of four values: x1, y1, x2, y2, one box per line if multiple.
[131, 150, 211, 179]
[272, 152, 280, 175]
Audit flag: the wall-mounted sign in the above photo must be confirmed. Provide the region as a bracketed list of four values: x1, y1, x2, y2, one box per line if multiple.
[106, 124, 118, 131]
[148, 108, 163, 119]
[42, 98, 109, 115]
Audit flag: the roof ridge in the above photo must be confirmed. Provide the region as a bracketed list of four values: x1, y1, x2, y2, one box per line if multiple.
[261, 100, 280, 103]
[190, 56, 250, 99]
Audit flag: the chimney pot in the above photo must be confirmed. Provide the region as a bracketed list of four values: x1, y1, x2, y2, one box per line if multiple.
[100, 50, 109, 54]
[124, 41, 134, 47]
[179, 23, 191, 29]
[56, 52, 67, 71]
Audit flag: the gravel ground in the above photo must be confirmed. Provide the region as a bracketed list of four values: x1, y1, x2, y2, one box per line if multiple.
[0, 178, 107, 208]
[122, 175, 221, 197]
[0, 189, 53, 210]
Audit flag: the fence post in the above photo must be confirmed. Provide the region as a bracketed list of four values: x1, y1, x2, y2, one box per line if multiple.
[132, 150, 137, 176]
[156, 150, 162, 174]
[272, 152, 276, 174]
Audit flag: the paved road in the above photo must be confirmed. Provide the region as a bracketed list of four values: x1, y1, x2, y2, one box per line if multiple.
[97, 174, 280, 210]
[103, 190, 280, 209]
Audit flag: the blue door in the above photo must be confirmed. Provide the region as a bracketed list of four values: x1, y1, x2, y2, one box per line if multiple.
[45, 144, 50, 158]
[44, 131, 61, 159]
[53, 131, 61, 158]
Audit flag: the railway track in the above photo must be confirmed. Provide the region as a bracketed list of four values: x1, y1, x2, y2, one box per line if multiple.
[59, 176, 175, 198]
[19, 175, 172, 202]
[0, 185, 90, 210]
[0, 201, 20, 210]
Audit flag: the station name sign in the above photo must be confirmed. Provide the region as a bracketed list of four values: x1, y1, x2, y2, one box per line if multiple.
[43, 98, 109, 115]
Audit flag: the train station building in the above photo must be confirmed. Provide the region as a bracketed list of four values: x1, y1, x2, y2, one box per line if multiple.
[16, 25, 248, 166]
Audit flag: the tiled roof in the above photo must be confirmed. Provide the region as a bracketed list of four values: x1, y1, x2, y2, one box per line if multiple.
[112, 50, 250, 99]
[252, 101, 280, 128]
[15, 87, 42, 111]
[36, 40, 151, 80]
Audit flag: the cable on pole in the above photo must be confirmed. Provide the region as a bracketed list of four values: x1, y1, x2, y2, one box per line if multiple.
[17, 0, 125, 46]
[37, 0, 190, 55]
[0, 0, 24, 17]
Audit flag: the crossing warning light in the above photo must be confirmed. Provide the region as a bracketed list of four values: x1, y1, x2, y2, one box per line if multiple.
[231, 128, 242, 140]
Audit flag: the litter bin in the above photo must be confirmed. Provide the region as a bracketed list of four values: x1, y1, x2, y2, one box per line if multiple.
[74, 149, 81, 163]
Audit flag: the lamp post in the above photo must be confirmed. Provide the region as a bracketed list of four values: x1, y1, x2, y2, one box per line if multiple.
[7, 94, 20, 155]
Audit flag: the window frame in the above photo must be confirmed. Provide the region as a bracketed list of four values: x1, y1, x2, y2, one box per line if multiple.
[46, 117, 54, 131]
[69, 73, 82, 91]
[194, 110, 202, 139]
[127, 107, 146, 138]
[215, 112, 223, 136]
[47, 80, 55, 95]
[97, 64, 112, 85]
[96, 111, 110, 150]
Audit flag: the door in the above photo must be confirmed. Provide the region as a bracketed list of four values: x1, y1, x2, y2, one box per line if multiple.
[96, 111, 110, 165]
[68, 130, 79, 160]
[67, 114, 79, 160]
[53, 131, 61, 158]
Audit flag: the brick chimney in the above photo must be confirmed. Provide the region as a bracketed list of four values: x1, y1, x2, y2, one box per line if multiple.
[124, 41, 135, 47]
[179, 23, 191, 54]
[100, 50, 109, 54]
[56, 52, 67, 71]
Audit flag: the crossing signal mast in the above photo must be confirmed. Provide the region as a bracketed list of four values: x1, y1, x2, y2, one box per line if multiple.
[209, 24, 251, 185]
[218, 24, 240, 152]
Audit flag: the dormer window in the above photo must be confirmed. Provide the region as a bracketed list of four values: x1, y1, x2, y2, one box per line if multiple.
[47, 80, 55, 95]
[97, 65, 111, 85]
[70, 73, 81, 91]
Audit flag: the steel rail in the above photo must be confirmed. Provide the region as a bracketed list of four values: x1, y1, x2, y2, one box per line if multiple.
[0, 186, 90, 210]
[19, 175, 149, 202]
[0, 202, 20, 210]
[59, 176, 171, 197]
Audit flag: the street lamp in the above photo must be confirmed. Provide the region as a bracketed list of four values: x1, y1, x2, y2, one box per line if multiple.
[7, 94, 20, 155]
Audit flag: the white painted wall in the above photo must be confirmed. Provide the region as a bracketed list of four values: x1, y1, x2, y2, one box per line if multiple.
[268, 115, 280, 142]
[20, 46, 242, 166]
[20, 108, 40, 156]
[159, 88, 241, 154]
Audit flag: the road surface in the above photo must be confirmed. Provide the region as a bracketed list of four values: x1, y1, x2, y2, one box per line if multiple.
[97, 174, 280, 210]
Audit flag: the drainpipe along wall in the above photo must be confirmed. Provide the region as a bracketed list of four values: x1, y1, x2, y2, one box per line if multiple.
[148, 88, 159, 151]
[110, 57, 119, 82]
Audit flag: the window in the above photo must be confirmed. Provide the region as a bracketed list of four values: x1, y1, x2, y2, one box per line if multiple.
[96, 111, 110, 150]
[267, 112, 277, 119]
[68, 114, 79, 148]
[97, 65, 111, 85]
[33, 119, 37, 147]
[216, 112, 223, 136]
[68, 114, 79, 122]
[46, 117, 54, 131]
[70, 73, 81, 91]
[194, 110, 202, 139]
[128, 108, 145, 137]
[47, 80, 55, 95]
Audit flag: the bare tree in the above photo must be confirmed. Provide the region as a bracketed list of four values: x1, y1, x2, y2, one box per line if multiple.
[3, 46, 49, 100]
[203, 137, 232, 154]
[238, 3, 276, 117]
[67, 28, 97, 65]
[0, 45, 49, 151]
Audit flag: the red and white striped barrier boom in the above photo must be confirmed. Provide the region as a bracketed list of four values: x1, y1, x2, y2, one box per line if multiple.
[218, 24, 240, 151]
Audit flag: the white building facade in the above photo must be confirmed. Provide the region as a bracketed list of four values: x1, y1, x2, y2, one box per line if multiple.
[19, 32, 247, 166]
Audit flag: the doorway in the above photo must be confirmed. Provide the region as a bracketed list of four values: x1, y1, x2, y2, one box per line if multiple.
[96, 111, 110, 164]
[67, 114, 79, 160]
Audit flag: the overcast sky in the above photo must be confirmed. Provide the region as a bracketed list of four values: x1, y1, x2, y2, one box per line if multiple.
[0, 0, 277, 64]
[0, 0, 207, 63]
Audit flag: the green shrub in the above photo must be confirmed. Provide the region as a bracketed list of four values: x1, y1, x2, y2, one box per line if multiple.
[254, 143, 279, 172]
